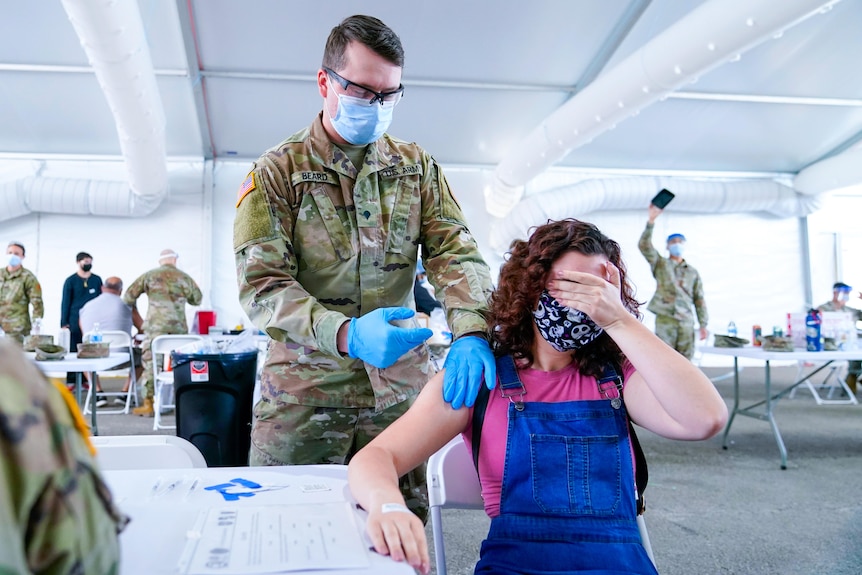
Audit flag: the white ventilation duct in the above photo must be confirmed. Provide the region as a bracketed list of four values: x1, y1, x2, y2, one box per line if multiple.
[0, 0, 169, 223]
[793, 145, 862, 195]
[489, 177, 822, 252]
[487, 0, 842, 217]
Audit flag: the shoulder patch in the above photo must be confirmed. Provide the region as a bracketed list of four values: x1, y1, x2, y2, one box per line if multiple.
[233, 188, 273, 249]
[236, 172, 257, 208]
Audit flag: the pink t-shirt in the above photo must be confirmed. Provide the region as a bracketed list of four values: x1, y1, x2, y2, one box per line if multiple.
[463, 360, 637, 517]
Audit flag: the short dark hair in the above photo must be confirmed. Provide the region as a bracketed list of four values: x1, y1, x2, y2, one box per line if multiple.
[76, 251, 92, 262]
[833, 282, 851, 291]
[322, 15, 404, 71]
[7, 241, 25, 256]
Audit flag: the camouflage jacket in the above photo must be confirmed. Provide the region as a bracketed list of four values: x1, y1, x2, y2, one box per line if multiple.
[0, 340, 127, 574]
[0, 265, 44, 341]
[638, 222, 708, 328]
[817, 300, 862, 321]
[234, 113, 492, 410]
[122, 264, 202, 334]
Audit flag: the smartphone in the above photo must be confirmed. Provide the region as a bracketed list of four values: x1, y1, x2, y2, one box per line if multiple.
[650, 188, 675, 209]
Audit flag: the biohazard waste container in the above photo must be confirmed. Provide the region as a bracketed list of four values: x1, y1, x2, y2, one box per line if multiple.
[171, 350, 258, 467]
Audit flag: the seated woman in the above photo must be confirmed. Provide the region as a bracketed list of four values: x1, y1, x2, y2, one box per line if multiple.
[348, 219, 728, 574]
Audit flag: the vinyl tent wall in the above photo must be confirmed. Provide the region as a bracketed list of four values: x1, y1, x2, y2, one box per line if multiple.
[3, 159, 856, 367]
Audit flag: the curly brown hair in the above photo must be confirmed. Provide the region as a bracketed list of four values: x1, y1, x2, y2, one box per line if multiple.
[489, 219, 641, 379]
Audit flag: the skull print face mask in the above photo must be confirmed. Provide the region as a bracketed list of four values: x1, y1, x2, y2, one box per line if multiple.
[532, 290, 604, 352]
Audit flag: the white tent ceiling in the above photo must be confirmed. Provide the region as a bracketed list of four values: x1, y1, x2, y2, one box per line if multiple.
[2, 0, 861, 178]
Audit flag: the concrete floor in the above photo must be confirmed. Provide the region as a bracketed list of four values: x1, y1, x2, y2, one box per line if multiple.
[90, 364, 862, 575]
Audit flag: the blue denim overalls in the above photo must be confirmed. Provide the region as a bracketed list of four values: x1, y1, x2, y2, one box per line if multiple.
[473, 359, 658, 575]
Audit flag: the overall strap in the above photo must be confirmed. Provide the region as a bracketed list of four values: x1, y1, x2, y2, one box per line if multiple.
[471, 355, 521, 472]
[597, 362, 649, 515]
[470, 356, 648, 515]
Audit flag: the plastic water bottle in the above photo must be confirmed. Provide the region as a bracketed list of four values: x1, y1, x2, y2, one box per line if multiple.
[90, 322, 103, 343]
[727, 321, 737, 337]
[805, 309, 822, 352]
[58, 327, 71, 352]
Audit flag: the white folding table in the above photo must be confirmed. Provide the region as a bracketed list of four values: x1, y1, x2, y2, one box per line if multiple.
[102, 464, 414, 575]
[28, 351, 130, 435]
[700, 346, 862, 468]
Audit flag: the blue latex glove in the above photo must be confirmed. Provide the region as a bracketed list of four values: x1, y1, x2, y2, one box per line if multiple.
[442, 335, 496, 409]
[347, 307, 433, 369]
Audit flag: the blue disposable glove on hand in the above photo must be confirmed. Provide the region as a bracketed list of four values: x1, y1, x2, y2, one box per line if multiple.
[442, 335, 496, 410]
[347, 307, 433, 369]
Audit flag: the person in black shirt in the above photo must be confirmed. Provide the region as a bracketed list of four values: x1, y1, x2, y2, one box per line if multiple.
[61, 252, 102, 386]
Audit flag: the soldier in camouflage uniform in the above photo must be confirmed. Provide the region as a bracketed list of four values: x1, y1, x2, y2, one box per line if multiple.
[233, 15, 495, 522]
[122, 249, 203, 416]
[817, 282, 862, 393]
[0, 241, 44, 343]
[0, 338, 127, 574]
[639, 205, 708, 359]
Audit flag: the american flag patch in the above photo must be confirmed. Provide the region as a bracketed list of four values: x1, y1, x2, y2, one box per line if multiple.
[235, 172, 256, 207]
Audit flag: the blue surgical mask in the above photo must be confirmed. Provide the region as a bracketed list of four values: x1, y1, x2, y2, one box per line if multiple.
[532, 290, 604, 352]
[668, 243, 685, 257]
[329, 91, 394, 145]
[6, 254, 22, 267]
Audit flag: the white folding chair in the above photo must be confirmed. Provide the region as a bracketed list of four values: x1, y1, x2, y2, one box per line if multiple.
[788, 360, 858, 405]
[82, 330, 138, 415]
[151, 334, 203, 431]
[427, 437, 488, 575]
[91, 435, 207, 470]
[427, 436, 656, 575]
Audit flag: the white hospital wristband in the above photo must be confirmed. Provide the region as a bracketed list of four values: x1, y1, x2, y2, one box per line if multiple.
[381, 503, 412, 514]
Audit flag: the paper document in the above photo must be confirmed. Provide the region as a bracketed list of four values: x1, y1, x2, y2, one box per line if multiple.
[178, 502, 371, 574]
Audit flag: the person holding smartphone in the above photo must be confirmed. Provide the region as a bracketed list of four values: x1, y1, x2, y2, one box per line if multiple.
[638, 199, 708, 359]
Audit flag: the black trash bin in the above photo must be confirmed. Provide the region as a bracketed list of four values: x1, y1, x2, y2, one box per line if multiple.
[172, 350, 258, 467]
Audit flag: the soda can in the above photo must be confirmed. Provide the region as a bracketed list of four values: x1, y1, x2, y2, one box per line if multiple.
[752, 325, 762, 346]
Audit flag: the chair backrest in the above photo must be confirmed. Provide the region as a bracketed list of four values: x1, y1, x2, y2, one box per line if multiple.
[82, 329, 135, 384]
[428, 436, 484, 510]
[91, 435, 207, 470]
[427, 437, 484, 575]
[427, 436, 656, 574]
[99, 329, 133, 350]
[151, 334, 203, 375]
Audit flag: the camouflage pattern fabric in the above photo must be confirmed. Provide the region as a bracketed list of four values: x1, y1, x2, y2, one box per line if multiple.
[123, 264, 202, 399]
[0, 339, 127, 574]
[233, 113, 492, 412]
[817, 300, 862, 321]
[655, 315, 696, 359]
[639, 222, 708, 354]
[0, 266, 44, 343]
[250, 394, 428, 522]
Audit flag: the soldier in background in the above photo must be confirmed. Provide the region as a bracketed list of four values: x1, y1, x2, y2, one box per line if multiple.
[817, 281, 862, 393]
[233, 15, 495, 521]
[0, 338, 127, 574]
[123, 249, 202, 416]
[638, 205, 708, 359]
[0, 240, 44, 343]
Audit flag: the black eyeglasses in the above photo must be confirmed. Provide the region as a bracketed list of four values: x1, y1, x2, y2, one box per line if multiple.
[323, 67, 404, 106]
